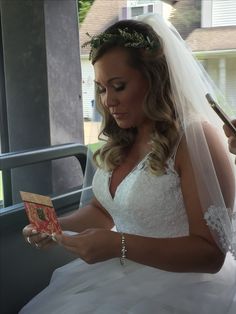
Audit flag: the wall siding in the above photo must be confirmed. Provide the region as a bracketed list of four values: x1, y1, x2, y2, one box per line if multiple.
[212, 0, 236, 26]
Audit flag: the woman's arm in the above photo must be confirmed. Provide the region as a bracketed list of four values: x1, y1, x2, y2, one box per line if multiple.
[59, 197, 114, 233]
[115, 124, 233, 273]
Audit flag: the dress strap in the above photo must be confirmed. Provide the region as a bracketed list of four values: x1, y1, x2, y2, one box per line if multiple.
[171, 131, 184, 163]
[165, 132, 184, 175]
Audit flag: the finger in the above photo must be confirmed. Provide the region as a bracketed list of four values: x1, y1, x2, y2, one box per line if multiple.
[24, 229, 39, 246]
[41, 237, 57, 249]
[25, 236, 40, 249]
[31, 236, 47, 249]
[53, 232, 73, 244]
[228, 136, 236, 154]
[223, 124, 231, 137]
[51, 233, 81, 255]
[26, 233, 43, 244]
[53, 233, 81, 249]
[52, 233, 68, 245]
[38, 234, 55, 248]
[25, 231, 48, 247]
[22, 225, 38, 237]
[229, 136, 236, 144]
[231, 119, 236, 126]
[223, 120, 236, 137]
[30, 237, 52, 249]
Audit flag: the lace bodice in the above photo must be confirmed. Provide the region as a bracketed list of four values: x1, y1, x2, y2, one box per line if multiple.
[92, 158, 189, 238]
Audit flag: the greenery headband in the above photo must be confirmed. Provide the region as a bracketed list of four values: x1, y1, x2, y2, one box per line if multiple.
[82, 28, 159, 60]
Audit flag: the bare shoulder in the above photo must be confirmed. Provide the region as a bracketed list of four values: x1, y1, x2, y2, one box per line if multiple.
[200, 122, 232, 174]
[175, 122, 235, 208]
[202, 121, 227, 155]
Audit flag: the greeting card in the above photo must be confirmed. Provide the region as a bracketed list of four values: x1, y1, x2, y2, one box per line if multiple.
[20, 191, 62, 235]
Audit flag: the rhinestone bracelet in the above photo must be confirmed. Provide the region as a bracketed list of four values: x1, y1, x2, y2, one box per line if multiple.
[120, 233, 127, 266]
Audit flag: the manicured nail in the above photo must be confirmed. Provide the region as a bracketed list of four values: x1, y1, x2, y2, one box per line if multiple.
[51, 233, 57, 242]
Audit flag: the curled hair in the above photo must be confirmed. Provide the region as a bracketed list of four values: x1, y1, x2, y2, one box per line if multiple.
[92, 19, 180, 174]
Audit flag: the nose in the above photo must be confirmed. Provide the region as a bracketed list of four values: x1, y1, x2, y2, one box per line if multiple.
[104, 90, 118, 108]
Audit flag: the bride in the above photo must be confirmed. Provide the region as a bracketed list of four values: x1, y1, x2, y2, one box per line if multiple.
[21, 14, 236, 313]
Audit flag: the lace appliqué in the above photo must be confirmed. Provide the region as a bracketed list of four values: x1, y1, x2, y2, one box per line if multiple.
[204, 206, 236, 259]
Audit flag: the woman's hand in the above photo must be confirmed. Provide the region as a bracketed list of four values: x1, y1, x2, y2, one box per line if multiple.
[223, 119, 236, 155]
[22, 224, 56, 249]
[54, 228, 120, 264]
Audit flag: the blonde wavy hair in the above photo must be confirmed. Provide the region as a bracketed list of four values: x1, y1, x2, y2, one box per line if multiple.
[91, 20, 181, 175]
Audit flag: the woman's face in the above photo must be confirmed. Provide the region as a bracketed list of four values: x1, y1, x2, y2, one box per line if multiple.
[94, 48, 150, 129]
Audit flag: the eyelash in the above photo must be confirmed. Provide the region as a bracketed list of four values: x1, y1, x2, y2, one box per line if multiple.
[97, 84, 125, 94]
[115, 84, 125, 91]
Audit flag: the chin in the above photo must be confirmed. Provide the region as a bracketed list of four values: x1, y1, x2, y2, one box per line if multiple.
[116, 121, 133, 129]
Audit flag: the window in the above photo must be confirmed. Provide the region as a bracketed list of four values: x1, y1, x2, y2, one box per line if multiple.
[120, 3, 155, 19]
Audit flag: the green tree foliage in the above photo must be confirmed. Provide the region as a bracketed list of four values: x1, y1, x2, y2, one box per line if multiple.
[78, 0, 95, 24]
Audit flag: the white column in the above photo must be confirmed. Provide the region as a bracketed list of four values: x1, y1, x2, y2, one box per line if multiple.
[219, 58, 226, 94]
[201, 0, 212, 27]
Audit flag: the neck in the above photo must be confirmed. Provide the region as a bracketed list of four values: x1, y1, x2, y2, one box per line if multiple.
[131, 124, 153, 157]
[135, 122, 153, 143]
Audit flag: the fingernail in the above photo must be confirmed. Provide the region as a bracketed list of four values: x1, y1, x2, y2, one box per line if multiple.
[32, 229, 37, 234]
[51, 233, 57, 242]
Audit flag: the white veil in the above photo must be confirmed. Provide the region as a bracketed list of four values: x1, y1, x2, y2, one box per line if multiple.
[136, 14, 236, 257]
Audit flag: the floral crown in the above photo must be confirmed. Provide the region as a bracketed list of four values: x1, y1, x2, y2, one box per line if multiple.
[82, 28, 159, 60]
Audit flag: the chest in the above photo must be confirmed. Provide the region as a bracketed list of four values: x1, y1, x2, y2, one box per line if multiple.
[93, 161, 182, 208]
[92, 166, 189, 237]
[109, 155, 148, 198]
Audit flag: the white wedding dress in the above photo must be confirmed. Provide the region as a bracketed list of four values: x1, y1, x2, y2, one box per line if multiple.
[19, 156, 236, 314]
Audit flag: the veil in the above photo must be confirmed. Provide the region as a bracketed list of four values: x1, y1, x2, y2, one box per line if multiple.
[80, 13, 236, 258]
[136, 13, 236, 257]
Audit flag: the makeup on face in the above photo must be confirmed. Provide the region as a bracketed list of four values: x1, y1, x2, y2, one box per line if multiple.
[94, 48, 149, 129]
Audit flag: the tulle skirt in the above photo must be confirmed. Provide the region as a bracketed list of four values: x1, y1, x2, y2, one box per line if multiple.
[19, 253, 236, 314]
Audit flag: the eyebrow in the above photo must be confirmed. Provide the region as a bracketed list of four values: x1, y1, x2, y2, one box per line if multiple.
[94, 77, 124, 85]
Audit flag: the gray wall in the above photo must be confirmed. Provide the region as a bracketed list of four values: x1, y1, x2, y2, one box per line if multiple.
[44, 0, 84, 194]
[0, 0, 84, 202]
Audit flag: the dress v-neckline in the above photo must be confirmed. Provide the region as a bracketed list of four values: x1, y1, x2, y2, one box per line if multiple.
[108, 153, 149, 201]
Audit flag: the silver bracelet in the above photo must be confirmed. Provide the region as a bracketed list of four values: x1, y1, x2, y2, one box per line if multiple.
[120, 233, 127, 266]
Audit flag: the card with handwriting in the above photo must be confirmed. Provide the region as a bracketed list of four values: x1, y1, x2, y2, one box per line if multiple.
[20, 191, 62, 235]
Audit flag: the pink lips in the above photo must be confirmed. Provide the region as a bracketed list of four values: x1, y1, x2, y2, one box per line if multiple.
[112, 112, 127, 119]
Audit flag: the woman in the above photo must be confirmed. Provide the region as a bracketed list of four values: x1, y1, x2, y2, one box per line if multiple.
[21, 14, 236, 313]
